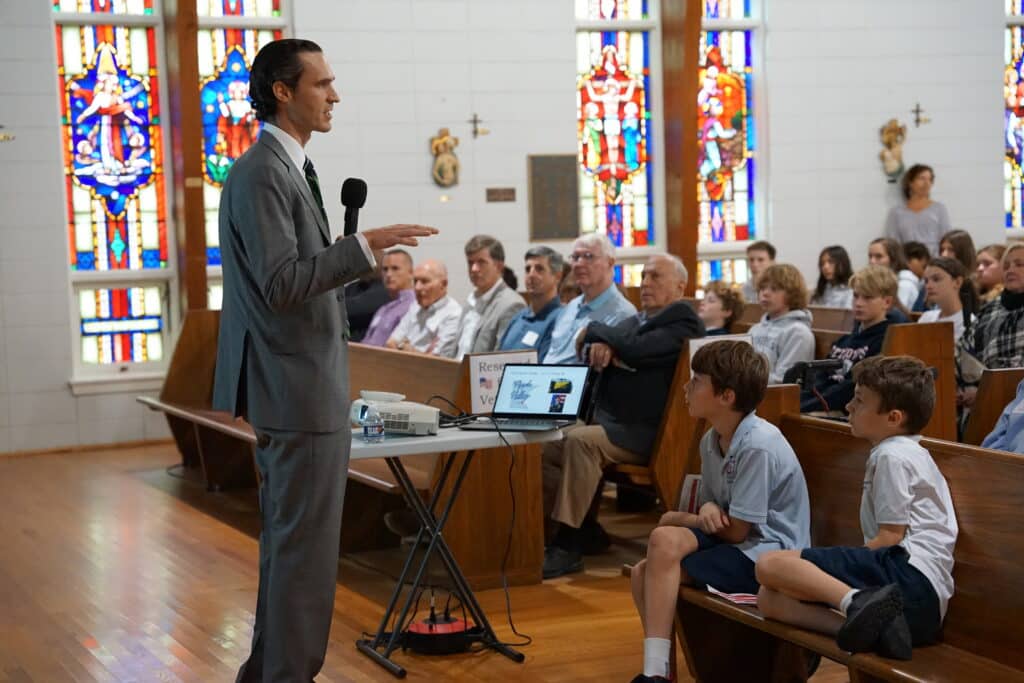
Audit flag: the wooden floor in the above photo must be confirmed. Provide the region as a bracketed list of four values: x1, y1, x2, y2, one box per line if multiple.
[0, 443, 848, 682]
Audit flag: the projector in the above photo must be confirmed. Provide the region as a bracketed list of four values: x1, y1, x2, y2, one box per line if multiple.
[350, 397, 440, 436]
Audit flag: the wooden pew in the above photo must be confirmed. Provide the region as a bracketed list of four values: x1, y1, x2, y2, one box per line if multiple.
[883, 322, 957, 441]
[807, 305, 855, 332]
[139, 310, 543, 589]
[675, 414, 1024, 682]
[962, 368, 1024, 446]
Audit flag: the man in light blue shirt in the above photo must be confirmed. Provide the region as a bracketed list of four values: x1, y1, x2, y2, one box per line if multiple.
[982, 377, 1024, 454]
[543, 233, 636, 364]
[500, 245, 565, 360]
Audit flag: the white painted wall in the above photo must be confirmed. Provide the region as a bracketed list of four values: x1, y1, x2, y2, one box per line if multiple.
[0, 0, 1010, 453]
[763, 0, 1006, 281]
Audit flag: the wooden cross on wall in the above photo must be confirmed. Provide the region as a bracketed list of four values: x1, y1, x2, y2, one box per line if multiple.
[911, 102, 931, 127]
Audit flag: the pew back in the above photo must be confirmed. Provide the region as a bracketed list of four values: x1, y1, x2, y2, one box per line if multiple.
[882, 322, 957, 441]
[779, 414, 1024, 671]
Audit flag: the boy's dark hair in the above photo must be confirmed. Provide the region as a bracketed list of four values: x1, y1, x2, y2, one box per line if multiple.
[903, 241, 930, 263]
[852, 355, 935, 434]
[691, 340, 768, 415]
[746, 240, 777, 260]
[250, 39, 323, 122]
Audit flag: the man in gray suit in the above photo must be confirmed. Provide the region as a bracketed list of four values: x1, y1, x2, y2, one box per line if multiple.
[212, 39, 436, 683]
[455, 235, 526, 359]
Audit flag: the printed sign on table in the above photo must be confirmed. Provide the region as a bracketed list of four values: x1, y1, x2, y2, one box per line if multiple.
[469, 349, 539, 414]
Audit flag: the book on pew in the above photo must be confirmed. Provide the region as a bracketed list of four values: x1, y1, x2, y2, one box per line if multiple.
[707, 585, 759, 606]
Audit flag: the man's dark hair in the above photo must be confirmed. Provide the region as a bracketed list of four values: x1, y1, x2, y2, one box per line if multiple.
[249, 39, 323, 122]
[464, 234, 505, 262]
[746, 240, 777, 260]
[852, 355, 935, 434]
[691, 340, 769, 415]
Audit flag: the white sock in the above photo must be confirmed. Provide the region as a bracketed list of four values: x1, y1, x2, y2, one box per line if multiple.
[643, 637, 672, 678]
[839, 589, 859, 616]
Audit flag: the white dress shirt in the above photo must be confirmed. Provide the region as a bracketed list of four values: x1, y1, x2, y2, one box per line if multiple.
[261, 122, 375, 267]
[387, 295, 464, 358]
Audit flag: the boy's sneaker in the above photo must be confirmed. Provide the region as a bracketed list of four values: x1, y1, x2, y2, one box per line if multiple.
[875, 614, 913, 660]
[542, 546, 584, 579]
[836, 584, 904, 654]
[629, 675, 671, 682]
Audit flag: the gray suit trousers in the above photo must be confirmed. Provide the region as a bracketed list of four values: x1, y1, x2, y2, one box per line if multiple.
[236, 426, 351, 683]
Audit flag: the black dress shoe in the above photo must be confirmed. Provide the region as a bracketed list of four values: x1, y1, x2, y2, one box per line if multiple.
[875, 613, 913, 660]
[629, 674, 671, 682]
[836, 585, 904, 654]
[542, 546, 584, 579]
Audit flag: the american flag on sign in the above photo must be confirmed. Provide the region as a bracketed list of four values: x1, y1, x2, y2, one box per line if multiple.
[479, 377, 494, 390]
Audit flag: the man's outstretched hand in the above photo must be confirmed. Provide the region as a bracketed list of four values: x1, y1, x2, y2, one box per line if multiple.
[362, 224, 438, 251]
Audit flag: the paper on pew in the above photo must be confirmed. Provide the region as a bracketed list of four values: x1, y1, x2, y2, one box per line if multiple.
[707, 585, 759, 605]
[677, 473, 702, 513]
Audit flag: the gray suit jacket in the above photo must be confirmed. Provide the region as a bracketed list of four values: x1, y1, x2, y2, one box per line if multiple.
[213, 133, 372, 432]
[467, 282, 526, 354]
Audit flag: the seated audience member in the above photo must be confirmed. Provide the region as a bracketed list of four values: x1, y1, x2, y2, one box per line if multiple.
[543, 234, 637, 364]
[939, 229, 977, 272]
[500, 246, 564, 359]
[981, 377, 1024, 453]
[903, 241, 931, 312]
[975, 244, 1006, 304]
[699, 280, 745, 335]
[343, 267, 390, 342]
[811, 245, 854, 308]
[884, 163, 951, 256]
[386, 259, 463, 357]
[959, 243, 1024, 410]
[799, 265, 897, 413]
[741, 240, 777, 304]
[361, 249, 416, 346]
[869, 237, 920, 311]
[629, 340, 810, 683]
[757, 356, 958, 661]
[749, 264, 815, 384]
[542, 255, 704, 579]
[455, 235, 526, 359]
[919, 257, 977, 344]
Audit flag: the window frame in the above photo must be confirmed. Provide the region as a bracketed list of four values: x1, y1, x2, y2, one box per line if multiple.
[1007, 9, 1024, 240]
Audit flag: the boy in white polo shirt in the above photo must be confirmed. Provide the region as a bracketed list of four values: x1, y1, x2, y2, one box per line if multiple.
[629, 340, 811, 683]
[756, 355, 958, 660]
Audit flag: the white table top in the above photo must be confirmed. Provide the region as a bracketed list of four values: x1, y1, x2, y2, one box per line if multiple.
[348, 426, 563, 460]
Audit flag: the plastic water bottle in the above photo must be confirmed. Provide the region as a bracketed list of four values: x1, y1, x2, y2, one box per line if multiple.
[362, 404, 385, 443]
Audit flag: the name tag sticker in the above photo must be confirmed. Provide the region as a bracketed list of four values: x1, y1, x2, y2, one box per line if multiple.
[521, 330, 539, 346]
[1012, 401, 1024, 415]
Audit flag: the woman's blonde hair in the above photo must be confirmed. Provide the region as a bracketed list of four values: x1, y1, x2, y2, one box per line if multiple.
[756, 264, 808, 310]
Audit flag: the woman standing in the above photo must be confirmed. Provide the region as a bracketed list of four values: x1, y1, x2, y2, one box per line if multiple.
[884, 163, 952, 256]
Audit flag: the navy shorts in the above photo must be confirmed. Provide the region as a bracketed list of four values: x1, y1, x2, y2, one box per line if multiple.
[800, 545, 941, 646]
[681, 528, 759, 595]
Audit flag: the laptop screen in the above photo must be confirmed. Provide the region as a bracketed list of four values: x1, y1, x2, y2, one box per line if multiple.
[491, 364, 591, 419]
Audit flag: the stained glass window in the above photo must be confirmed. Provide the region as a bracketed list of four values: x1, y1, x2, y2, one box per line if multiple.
[1010, 0, 1024, 16]
[697, 30, 754, 246]
[79, 285, 164, 364]
[197, 0, 282, 18]
[697, 258, 748, 291]
[574, 0, 649, 20]
[199, 27, 281, 265]
[54, 0, 154, 14]
[1007, 26, 1024, 229]
[57, 24, 169, 271]
[703, 0, 750, 19]
[576, 30, 653, 249]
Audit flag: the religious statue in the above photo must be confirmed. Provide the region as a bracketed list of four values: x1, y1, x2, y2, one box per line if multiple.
[879, 118, 907, 183]
[430, 127, 460, 187]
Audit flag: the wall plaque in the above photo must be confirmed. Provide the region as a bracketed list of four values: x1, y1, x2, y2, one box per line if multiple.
[528, 154, 579, 240]
[486, 187, 516, 202]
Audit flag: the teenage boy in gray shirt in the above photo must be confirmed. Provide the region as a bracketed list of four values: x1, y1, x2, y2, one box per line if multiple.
[756, 356, 958, 661]
[628, 340, 811, 683]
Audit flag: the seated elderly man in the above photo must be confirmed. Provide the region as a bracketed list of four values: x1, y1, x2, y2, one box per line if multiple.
[456, 235, 526, 359]
[542, 254, 705, 579]
[386, 259, 463, 357]
[361, 249, 416, 346]
[543, 233, 637, 364]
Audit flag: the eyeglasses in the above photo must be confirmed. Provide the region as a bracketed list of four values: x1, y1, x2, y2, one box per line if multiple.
[569, 252, 598, 263]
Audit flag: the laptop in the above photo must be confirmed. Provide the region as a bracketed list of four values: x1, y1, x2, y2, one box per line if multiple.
[458, 363, 591, 432]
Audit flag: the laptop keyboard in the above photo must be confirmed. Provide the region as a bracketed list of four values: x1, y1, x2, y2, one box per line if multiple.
[493, 418, 561, 426]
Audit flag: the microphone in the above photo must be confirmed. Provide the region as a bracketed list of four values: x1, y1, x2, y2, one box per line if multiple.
[341, 178, 367, 237]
